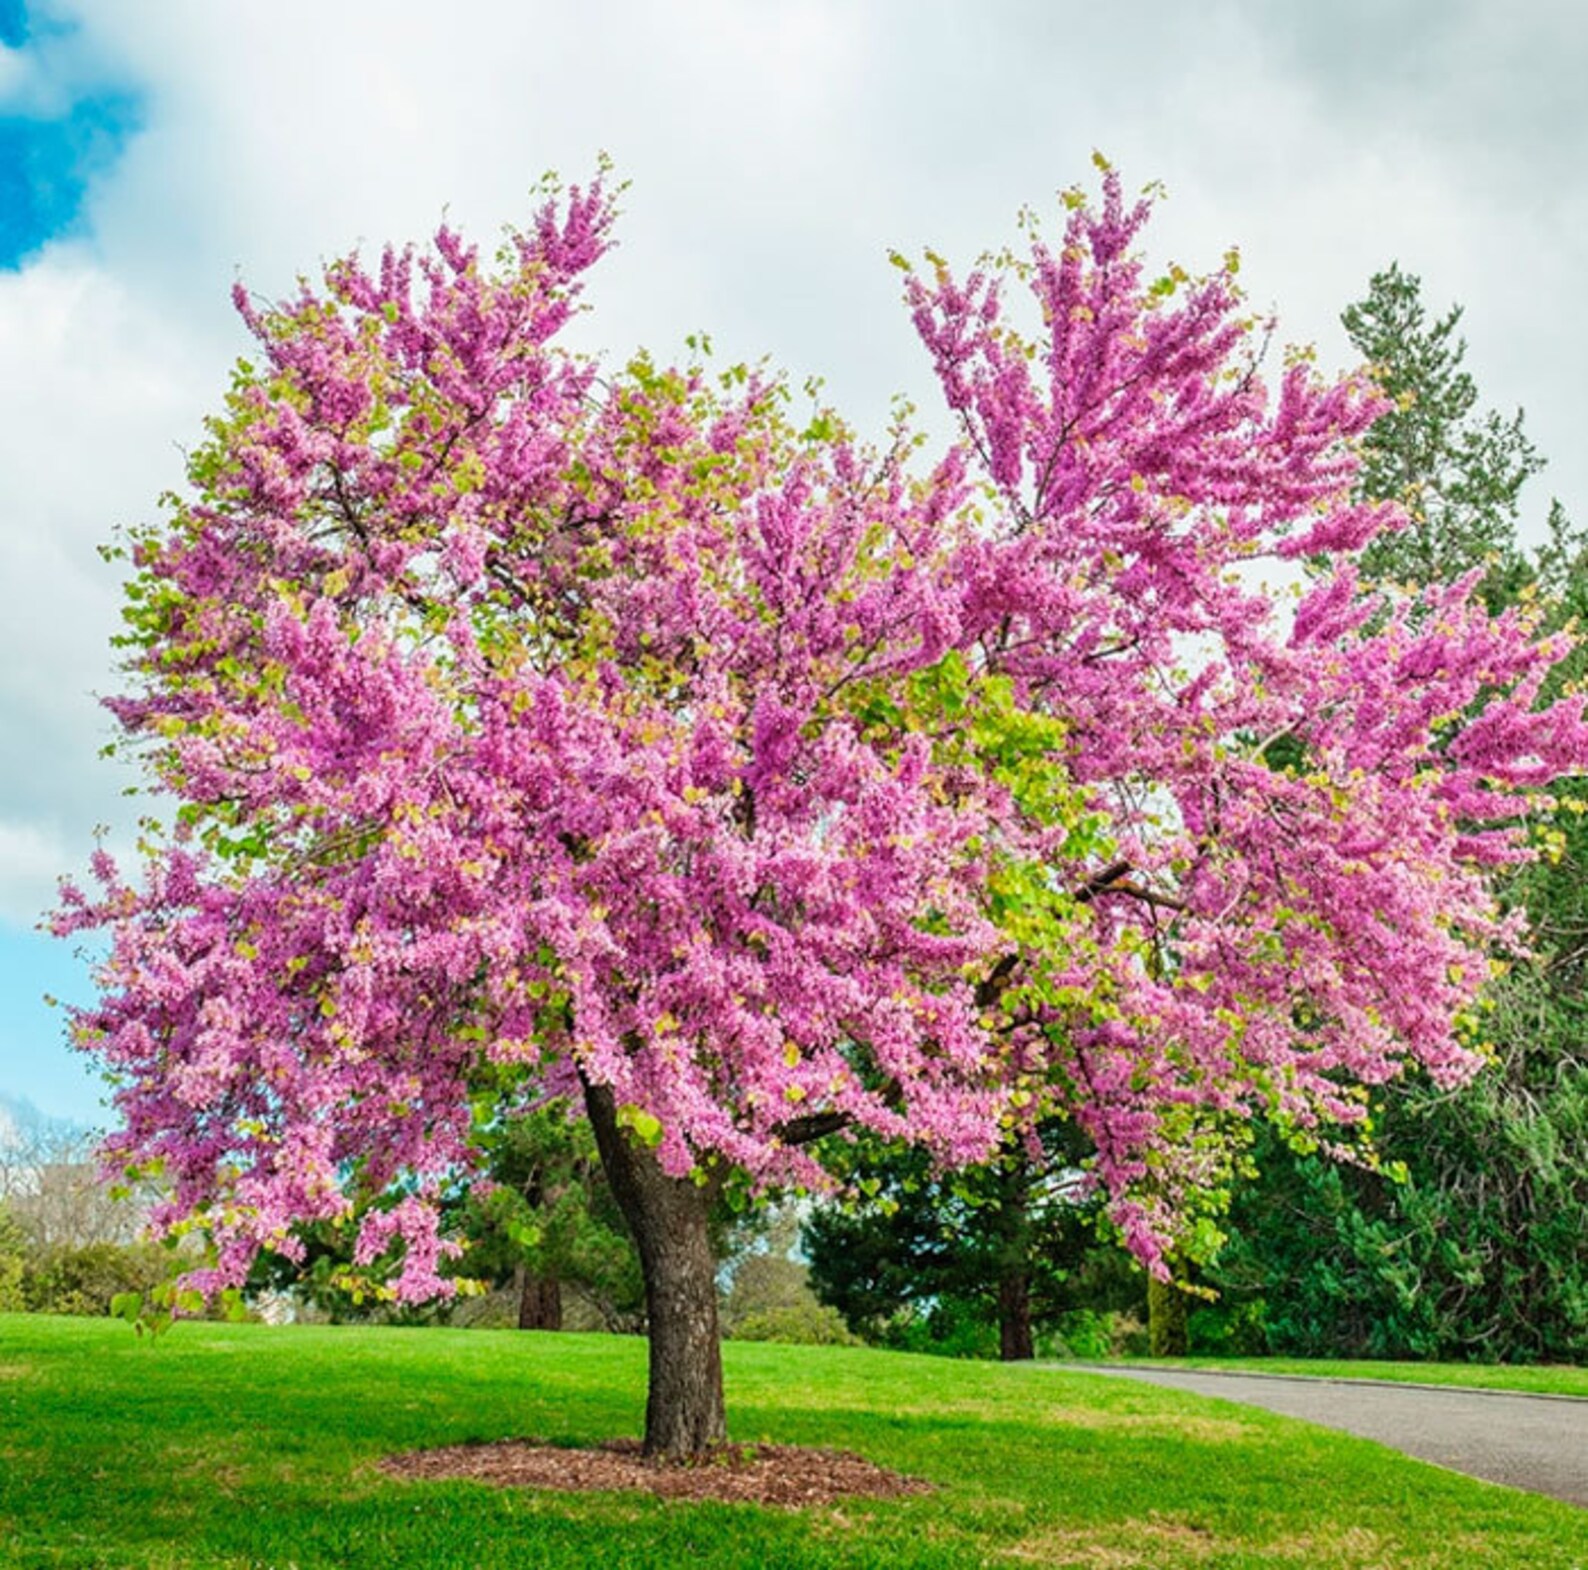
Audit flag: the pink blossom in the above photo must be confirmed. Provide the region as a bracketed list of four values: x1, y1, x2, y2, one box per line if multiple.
[58, 170, 1588, 1295]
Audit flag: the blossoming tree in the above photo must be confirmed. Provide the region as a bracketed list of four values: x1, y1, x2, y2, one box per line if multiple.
[58, 167, 1588, 1455]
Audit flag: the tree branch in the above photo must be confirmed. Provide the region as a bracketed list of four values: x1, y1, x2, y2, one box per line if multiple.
[975, 952, 1021, 1010]
[775, 1111, 850, 1147]
[1073, 860, 1133, 903]
[1092, 881, 1187, 913]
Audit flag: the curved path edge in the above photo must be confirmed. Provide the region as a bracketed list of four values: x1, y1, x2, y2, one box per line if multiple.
[1064, 1363, 1588, 1510]
[1079, 1363, 1588, 1405]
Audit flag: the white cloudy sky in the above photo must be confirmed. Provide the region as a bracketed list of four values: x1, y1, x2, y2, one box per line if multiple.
[2, 0, 1585, 1122]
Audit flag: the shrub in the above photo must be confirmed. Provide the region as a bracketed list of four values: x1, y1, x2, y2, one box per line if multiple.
[730, 1302, 861, 1346]
[22, 1241, 172, 1317]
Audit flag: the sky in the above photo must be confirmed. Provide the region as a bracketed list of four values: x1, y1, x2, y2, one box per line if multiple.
[2, 0, 1586, 1126]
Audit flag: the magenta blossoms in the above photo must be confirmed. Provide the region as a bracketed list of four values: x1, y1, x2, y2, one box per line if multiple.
[58, 169, 1588, 1327]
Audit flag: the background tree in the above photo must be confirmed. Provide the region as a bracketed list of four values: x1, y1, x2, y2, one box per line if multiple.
[1202, 268, 1588, 1363]
[0, 1108, 145, 1250]
[0, 1106, 172, 1315]
[802, 1120, 1130, 1361]
[1346, 263, 1545, 608]
[56, 171, 1588, 1456]
[718, 1202, 857, 1346]
[455, 1104, 642, 1333]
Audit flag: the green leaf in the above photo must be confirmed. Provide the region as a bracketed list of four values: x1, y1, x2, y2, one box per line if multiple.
[617, 1104, 664, 1148]
[507, 1218, 543, 1249]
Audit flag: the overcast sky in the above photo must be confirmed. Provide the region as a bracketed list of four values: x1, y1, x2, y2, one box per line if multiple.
[3, 0, 1585, 1124]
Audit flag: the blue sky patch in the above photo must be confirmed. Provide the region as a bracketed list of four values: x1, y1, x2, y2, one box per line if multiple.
[0, 925, 105, 1126]
[0, 0, 26, 49]
[0, 91, 141, 266]
[0, 2, 144, 268]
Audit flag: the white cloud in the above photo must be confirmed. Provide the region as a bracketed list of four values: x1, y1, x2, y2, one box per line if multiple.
[2, 0, 1586, 927]
[0, 818, 71, 927]
[0, 44, 28, 104]
[0, 249, 208, 880]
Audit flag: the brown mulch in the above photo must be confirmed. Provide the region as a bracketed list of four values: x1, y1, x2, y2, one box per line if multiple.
[377, 1438, 934, 1509]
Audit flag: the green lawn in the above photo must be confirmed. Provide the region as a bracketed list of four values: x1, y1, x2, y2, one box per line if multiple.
[1, 1315, 1584, 1568]
[1119, 1357, 1588, 1400]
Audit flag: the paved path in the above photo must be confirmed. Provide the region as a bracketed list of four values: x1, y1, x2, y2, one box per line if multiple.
[1077, 1366, 1588, 1509]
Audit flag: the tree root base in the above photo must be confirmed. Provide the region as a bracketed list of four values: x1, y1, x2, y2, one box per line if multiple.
[378, 1437, 933, 1508]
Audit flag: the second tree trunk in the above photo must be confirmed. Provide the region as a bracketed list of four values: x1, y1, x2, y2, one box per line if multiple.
[515, 1266, 562, 1331]
[998, 1266, 1035, 1361]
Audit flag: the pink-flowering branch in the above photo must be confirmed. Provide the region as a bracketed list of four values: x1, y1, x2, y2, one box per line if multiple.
[56, 165, 1588, 1316]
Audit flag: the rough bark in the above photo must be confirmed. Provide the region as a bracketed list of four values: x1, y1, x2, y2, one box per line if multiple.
[998, 1267, 1035, 1361]
[514, 1265, 563, 1331]
[584, 1081, 727, 1457]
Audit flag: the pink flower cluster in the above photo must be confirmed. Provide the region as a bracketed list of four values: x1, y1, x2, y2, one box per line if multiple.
[56, 169, 1588, 1296]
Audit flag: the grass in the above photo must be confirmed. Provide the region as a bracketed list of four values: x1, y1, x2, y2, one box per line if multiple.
[0, 1315, 1583, 1568]
[1119, 1356, 1588, 1400]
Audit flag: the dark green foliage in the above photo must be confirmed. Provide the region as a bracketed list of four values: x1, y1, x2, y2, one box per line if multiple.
[1200, 267, 1588, 1364]
[1207, 959, 1588, 1364]
[802, 1122, 1142, 1360]
[1345, 263, 1545, 608]
[455, 1106, 644, 1332]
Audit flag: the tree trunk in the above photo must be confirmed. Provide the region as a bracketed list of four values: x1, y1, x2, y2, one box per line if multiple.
[584, 1081, 726, 1457]
[994, 1146, 1036, 1361]
[998, 1267, 1035, 1361]
[514, 1265, 563, 1331]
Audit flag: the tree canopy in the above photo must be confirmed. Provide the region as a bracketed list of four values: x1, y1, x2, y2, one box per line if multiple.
[55, 166, 1588, 1450]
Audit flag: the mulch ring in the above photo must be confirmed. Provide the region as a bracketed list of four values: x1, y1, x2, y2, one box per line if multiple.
[378, 1438, 934, 1509]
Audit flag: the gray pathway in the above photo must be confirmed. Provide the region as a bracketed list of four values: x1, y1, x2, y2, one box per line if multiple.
[1077, 1365, 1588, 1509]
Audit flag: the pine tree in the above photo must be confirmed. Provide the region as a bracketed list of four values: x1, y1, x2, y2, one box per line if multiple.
[1345, 263, 1544, 609]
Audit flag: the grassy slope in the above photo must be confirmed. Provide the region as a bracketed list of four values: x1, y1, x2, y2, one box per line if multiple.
[1121, 1357, 1588, 1400]
[0, 1316, 1583, 1569]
